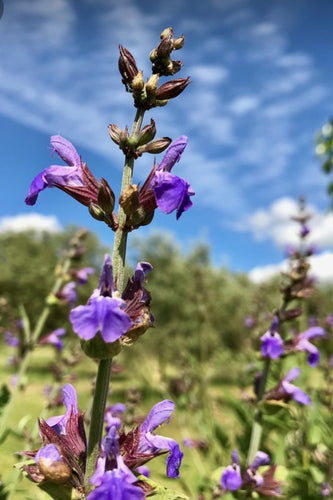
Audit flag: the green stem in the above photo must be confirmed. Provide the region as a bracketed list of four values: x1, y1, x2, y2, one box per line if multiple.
[84, 107, 146, 492]
[246, 358, 271, 465]
[84, 359, 112, 488]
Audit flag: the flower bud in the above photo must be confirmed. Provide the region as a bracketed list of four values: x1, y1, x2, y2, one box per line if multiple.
[118, 45, 139, 90]
[38, 458, 71, 484]
[88, 202, 105, 221]
[157, 36, 173, 59]
[97, 178, 115, 215]
[160, 27, 173, 39]
[137, 137, 171, 156]
[149, 48, 158, 62]
[119, 184, 139, 215]
[128, 206, 155, 228]
[108, 124, 122, 145]
[131, 70, 145, 92]
[170, 60, 183, 75]
[145, 74, 159, 96]
[137, 119, 156, 146]
[155, 77, 191, 100]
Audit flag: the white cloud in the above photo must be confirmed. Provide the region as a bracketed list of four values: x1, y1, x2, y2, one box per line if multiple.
[187, 64, 229, 85]
[249, 251, 333, 284]
[236, 197, 333, 250]
[0, 213, 61, 233]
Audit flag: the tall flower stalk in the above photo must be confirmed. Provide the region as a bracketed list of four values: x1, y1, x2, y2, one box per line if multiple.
[23, 28, 193, 498]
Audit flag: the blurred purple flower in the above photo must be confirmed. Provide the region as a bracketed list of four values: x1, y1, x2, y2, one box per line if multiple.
[70, 255, 132, 343]
[220, 450, 242, 491]
[72, 267, 95, 285]
[136, 465, 150, 477]
[260, 316, 284, 359]
[322, 482, 331, 497]
[39, 328, 66, 351]
[105, 403, 126, 431]
[267, 368, 311, 405]
[56, 281, 77, 306]
[325, 314, 333, 327]
[245, 451, 271, 488]
[291, 326, 326, 367]
[4, 331, 19, 347]
[244, 316, 255, 328]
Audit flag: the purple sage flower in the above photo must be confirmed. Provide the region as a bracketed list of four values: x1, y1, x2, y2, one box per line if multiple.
[245, 451, 271, 488]
[291, 326, 326, 367]
[39, 328, 66, 351]
[70, 255, 132, 343]
[137, 400, 183, 478]
[220, 450, 242, 491]
[267, 367, 311, 405]
[260, 317, 284, 359]
[46, 383, 78, 434]
[139, 136, 194, 220]
[25, 135, 101, 208]
[120, 400, 183, 479]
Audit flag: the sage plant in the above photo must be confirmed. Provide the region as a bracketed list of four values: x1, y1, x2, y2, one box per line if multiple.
[21, 28, 193, 499]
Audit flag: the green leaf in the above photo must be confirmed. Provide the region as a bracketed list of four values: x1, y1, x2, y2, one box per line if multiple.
[37, 482, 73, 500]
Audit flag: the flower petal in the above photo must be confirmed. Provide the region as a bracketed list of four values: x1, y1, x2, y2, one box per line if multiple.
[141, 400, 175, 433]
[51, 135, 81, 167]
[157, 136, 188, 172]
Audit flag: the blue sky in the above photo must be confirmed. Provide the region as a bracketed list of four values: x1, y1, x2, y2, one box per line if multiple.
[1, 0, 333, 280]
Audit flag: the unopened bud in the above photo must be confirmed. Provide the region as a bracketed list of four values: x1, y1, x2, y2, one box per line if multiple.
[155, 77, 191, 100]
[157, 36, 173, 59]
[145, 74, 159, 95]
[131, 70, 144, 92]
[98, 179, 115, 215]
[118, 45, 139, 90]
[127, 206, 155, 229]
[38, 458, 71, 484]
[173, 36, 185, 50]
[119, 184, 140, 215]
[88, 202, 105, 221]
[119, 126, 129, 148]
[149, 48, 158, 62]
[160, 27, 173, 39]
[108, 124, 122, 145]
[137, 119, 156, 146]
[137, 137, 171, 155]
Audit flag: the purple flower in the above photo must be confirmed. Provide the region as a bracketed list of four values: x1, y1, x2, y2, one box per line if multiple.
[220, 450, 242, 491]
[25, 136, 84, 205]
[261, 331, 284, 359]
[105, 403, 126, 431]
[120, 400, 183, 479]
[39, 328, 66, 351]
[25, 135, 101, 208]
[139, 137, 194, 221]
[87, 469, 144, 500]
[137, 400, 183, 478]
[292, 326, 325, 367]
[245, 451, 271, 488]
[152, 136, 194, 219]
[70, 255, 132, 343]
[267, 368, 311, 405]
[72, 267, 95, 285]
[56, 281, 77, 306]
[46, 384, 78, 434]
[4, 331, 19, 347]
[35, 443, 62, 464]
[260, 317, 284, 359]
[244, 316, 255, 328]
